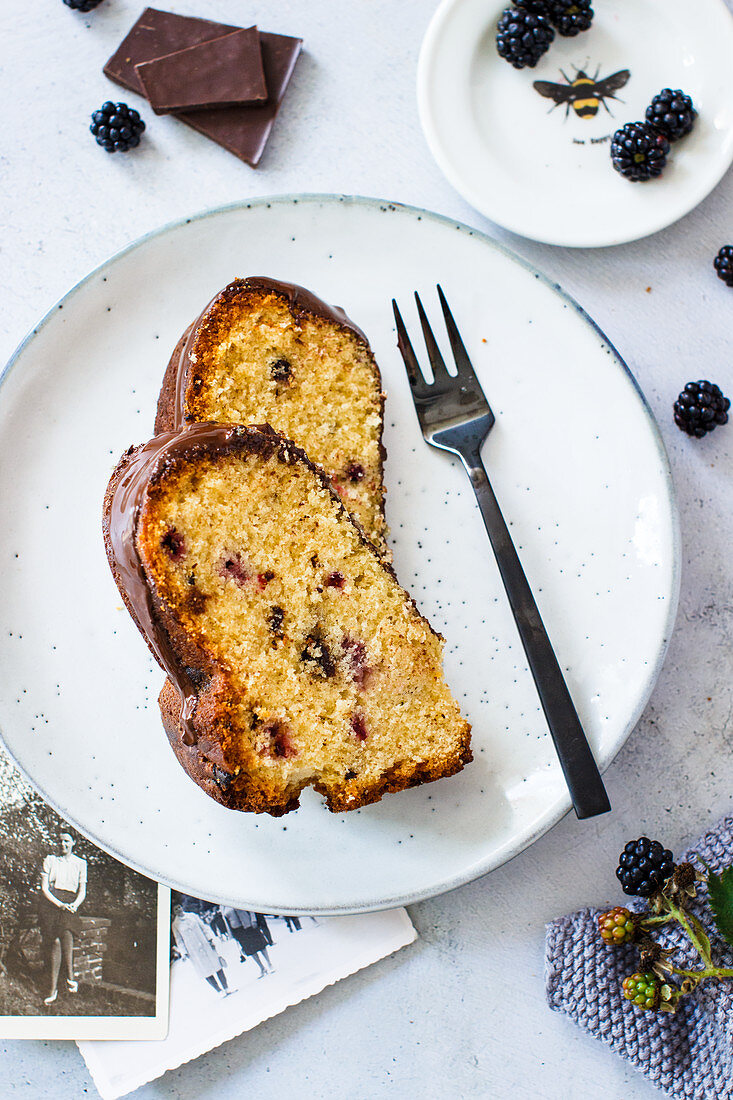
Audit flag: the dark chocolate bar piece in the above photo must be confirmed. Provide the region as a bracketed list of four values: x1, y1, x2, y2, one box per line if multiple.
[135, 28, 267, 114]
[104, 8, 240, 89]
[104, 8, 302, 166]
[179, 32, 302, 166]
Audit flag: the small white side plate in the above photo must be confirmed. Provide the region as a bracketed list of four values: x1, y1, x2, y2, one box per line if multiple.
[418, 0, 733, 246]
[0, 196, 679, 913]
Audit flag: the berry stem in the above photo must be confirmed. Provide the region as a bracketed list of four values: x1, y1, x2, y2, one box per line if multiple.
[671, 966, 733, 982]
[642, 914, 674, 928]
[664, 899, 713, 968]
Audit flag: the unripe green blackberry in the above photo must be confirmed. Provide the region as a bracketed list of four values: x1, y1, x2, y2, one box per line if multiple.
[598, 906, 637, 945]
[622, 971, 660, 1010]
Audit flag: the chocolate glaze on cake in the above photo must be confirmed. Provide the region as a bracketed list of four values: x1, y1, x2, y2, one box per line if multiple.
[104, 421, 402, 748]
[104, 424, 261, 746]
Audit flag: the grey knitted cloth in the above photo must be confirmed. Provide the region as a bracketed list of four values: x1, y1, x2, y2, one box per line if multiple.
[545, 814, 733, 1099]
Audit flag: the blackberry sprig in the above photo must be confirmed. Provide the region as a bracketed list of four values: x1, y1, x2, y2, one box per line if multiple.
[496, 7, 555, 69]
[598, 838, 733, 1013]
[616, 836, 675, 897]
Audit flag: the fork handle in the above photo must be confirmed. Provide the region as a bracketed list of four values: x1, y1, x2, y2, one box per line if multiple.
[461, 451, 611, 819]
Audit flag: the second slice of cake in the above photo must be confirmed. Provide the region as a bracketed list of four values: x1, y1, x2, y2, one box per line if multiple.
[156, 276, 388, 555]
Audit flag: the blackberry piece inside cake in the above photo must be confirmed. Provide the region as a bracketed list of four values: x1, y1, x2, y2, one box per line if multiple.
[103, 424, 471, 816]
[155, 277, 388, 555]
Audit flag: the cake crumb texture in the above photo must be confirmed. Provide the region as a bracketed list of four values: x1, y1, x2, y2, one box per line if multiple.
[156, 279, 388, 554]
[132, 427, 471, 815]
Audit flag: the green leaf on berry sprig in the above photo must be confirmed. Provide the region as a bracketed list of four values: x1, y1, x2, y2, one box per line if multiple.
[706, 863, 733, 949]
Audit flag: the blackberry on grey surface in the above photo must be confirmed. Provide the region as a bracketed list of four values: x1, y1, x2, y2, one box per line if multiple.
[90, 102, 145, 154]
[674, 381, 730, 438]
[714, 245, 733, 287]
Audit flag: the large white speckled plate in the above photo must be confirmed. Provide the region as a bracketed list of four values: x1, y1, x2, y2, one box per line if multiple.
[418, 0, 733, 246]
[0, 196, 679, 913]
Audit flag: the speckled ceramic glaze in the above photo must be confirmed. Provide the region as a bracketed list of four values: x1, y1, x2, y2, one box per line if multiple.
[418, 0, 733, 246]
[0, 196, 679, 913]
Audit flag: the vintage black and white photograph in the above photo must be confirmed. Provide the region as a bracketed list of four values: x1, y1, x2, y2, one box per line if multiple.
[78, 898, 416, 1100]
[0, 751, 170, 1040]
[170, 894, 320, 996]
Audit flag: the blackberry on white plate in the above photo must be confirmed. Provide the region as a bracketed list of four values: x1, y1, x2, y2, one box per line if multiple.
[645, 89, 696, 142]
[549, 0, 593, 37]
[610, 121, 669, 181]
[496, 8, 555, 69]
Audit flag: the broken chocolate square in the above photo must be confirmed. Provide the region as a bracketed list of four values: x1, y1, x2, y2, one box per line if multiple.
[135, 28, 267, 115]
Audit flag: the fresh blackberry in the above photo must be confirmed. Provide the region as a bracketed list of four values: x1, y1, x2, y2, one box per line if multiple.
[674, 381, 730, 437]
[548, 0, 593, 36]
[610, 122, 669, 181]
[616, 837, 675, 897]
[90, 101, 145, 154]
[496, 8, 555, 69]
[64, 0, 105, 9]
[714, 245, 733, 287]
[622, 971, 660, 1011]
[645, 89, 696, 141]
[514, 0, 551, 12]
[598, 906, 638, 946]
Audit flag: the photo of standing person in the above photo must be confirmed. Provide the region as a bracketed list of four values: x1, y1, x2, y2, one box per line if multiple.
[171, 904, 233, 998]
[222, 908, 273, 978]
[38, 832, 87, 1006]
[255, 913, 273, 947]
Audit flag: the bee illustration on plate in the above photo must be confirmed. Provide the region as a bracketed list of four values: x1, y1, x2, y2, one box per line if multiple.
[533, 65, 631, 119]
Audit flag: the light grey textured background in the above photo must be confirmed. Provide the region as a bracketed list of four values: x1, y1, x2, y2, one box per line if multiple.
[1, 2, 732, 1097]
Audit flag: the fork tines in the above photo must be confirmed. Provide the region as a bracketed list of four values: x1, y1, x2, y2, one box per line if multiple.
[393, 286, 481, 389]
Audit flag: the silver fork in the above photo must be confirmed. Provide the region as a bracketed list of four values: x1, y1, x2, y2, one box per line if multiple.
[392, 286, 611, 820]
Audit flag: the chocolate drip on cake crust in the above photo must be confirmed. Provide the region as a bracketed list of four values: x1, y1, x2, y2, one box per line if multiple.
[104, 424, 265, 746]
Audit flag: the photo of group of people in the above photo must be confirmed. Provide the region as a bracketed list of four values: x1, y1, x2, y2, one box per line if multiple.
[171, 894, 317, 997]
[79, 890, 415, 1100]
